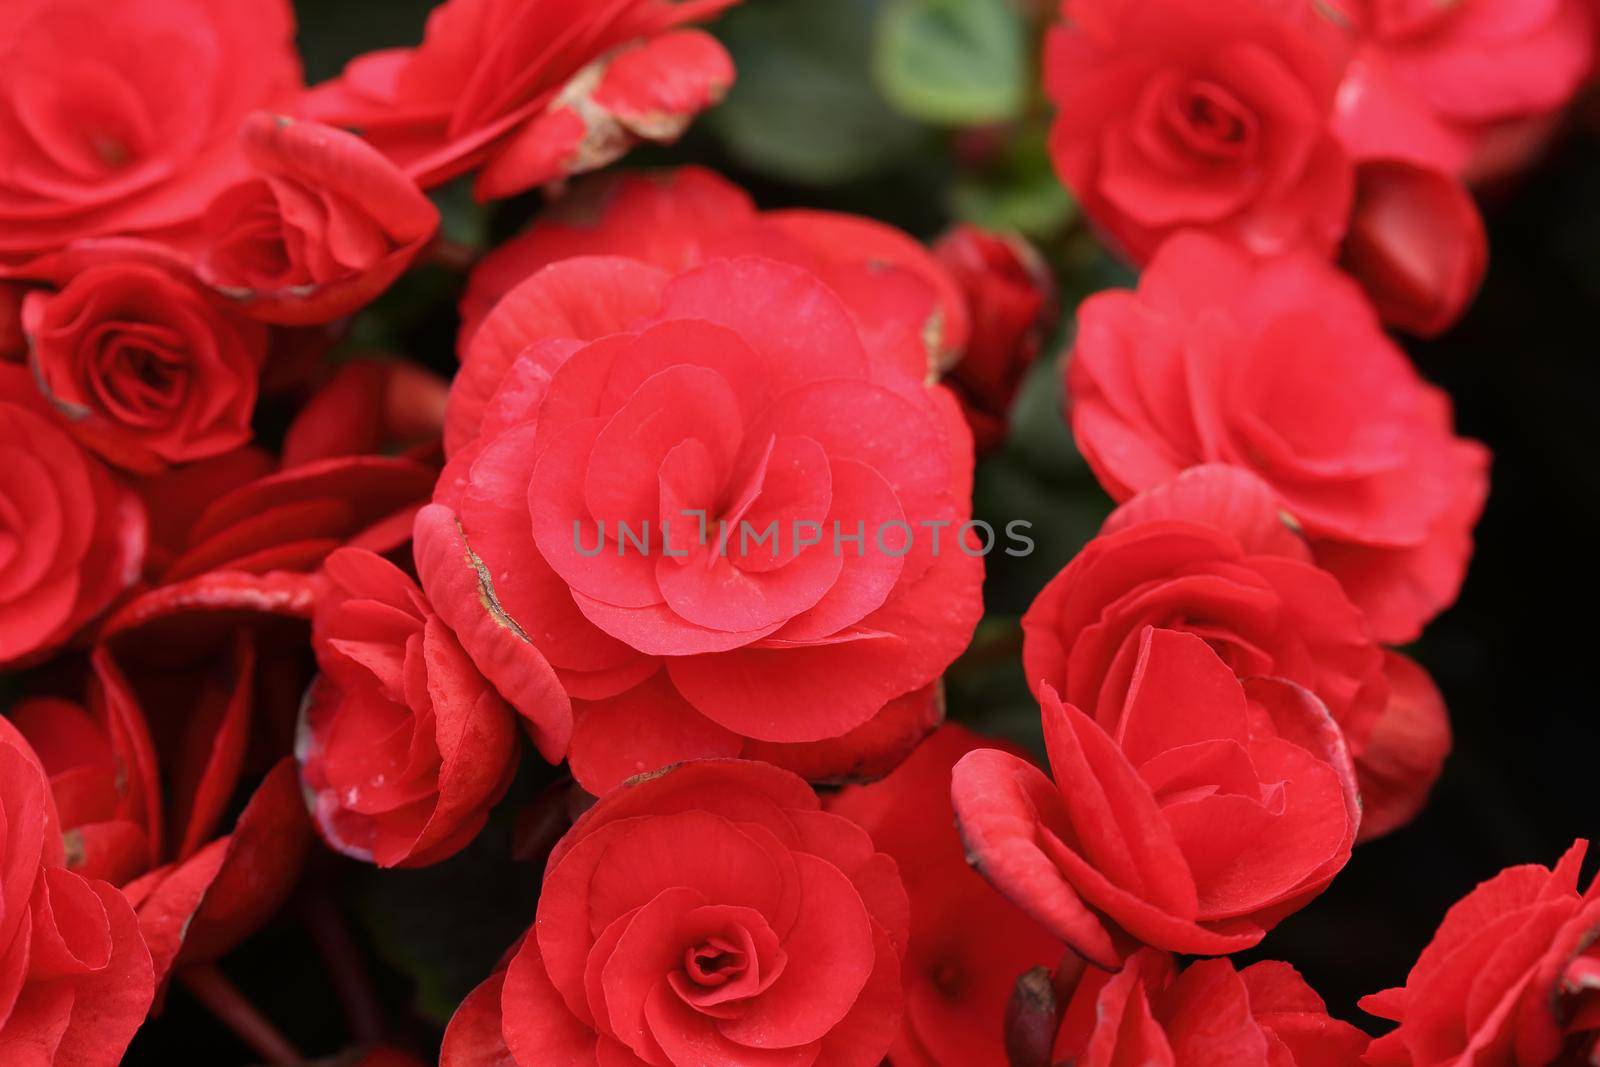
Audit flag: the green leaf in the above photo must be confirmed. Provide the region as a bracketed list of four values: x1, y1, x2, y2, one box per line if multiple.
[875, 0, 1028, 126]
[711, 0, 929, 185]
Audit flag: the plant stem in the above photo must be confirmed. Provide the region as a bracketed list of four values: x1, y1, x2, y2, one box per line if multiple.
[302, 892, 385, 1045]
[179, 963, 304, 1066]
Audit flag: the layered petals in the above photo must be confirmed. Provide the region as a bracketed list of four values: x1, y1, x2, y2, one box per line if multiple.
[300, 0, 739, 198]
[426, 247, 981, 794]
[1360, 840, 1600, 1066]
[954, 629, 1359, 967]
[299, 547, 568, 867]
[440, 759, 909, 1067]
[1066, 232, 1490, 643]
[0, 364, 146, 668]
[199, 113, 439, 325]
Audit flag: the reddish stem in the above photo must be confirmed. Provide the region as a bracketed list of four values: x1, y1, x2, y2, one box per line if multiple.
[302, 893, 385, 1045]
[178, 963, 304, 1066]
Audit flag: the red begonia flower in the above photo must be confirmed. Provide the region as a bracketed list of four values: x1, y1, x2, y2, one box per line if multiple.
[22, 245, 269, 474]
[1044, 0, 1354, 262]
[1024, 467, 1388, 767]
[1330, 0, 1595, 180]
[828, 725, 1061, 1067]
[299, 547, 569, 867]
[0, 364, 146, 669]
[440, 759, 909, 1067]
[0, 0, 301, 267]
[301, 0, 739, 200]
[453, 166, 970, 451]
[1361, 840, 1600, 1066]
[0, 719, 155, 1066]
[955, 628, 1359, 967]
[1066, 232, 1490, 643]
[1079, 464, 1455, 840]
[420, 250, 982, 793]
[1040, 948, 1370, 1066]
[199, 113, 439, 325]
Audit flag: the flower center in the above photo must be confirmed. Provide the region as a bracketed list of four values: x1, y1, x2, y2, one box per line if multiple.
[1164, 80, 1256, 162]
[683, 938, 750, 988]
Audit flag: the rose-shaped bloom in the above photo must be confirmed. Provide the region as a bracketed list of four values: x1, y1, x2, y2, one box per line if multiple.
[440, 759, 909, 1067]
[1024, 467, 1387, 767]
[419, 252, 982, 794]
[1020, 949, 1369, 1066]
[302, 0, 738, 200]
[828, 725, 1060, 1067]
[199, 114, 439, 325]
[1044, 0, 1354, 263]
[0, 0, 301, 265]
[454, 166, 970, 429]
[0, 719, 154, 1066]
[932, 225, 1056, 454]
[24, 251, 269, 472]
[1029, 466, 1452, 841]
[1339, 159, 1487, 338]
[1362, 839, 1600, 1066]
[8, 650, 162, 888]
[1067, 232, 1490, 643]
[955, 627, 1360, 967]
[0, 364, 145, 668]
[299, 548, 569, 868]
[1331, 0, 1595, 180]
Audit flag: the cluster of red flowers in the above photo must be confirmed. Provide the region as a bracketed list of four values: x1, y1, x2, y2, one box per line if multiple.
[0, 0, 1596, 1064]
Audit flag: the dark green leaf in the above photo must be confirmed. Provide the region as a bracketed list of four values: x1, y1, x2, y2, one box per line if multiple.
[875, 0, 1028, 126]
[710, 0, 929, 185]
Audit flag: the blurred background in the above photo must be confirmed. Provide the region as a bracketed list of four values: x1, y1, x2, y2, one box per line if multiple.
[124, 0, 1600, 1060]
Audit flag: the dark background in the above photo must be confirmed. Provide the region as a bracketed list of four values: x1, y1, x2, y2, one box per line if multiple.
[111, 0, 1600, 1060]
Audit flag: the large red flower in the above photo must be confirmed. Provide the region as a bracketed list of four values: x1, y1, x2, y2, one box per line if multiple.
[1034, 949, 1370, 1066]
[301, 0, 739, 200]
[0, 718, 154, 1066]
[1044, 0, 1354, 262]
[1332, 0, 1595, 180]
[1361, 840, 1600, 1066]
[0, 364, 146, 669]
[1066, 232, 1490, 643]
[1027, 466, 1453, 840]
[0, 0, 301, 266]
[453, 165, 970, 443]
[827, 725, 1060, 1067]
[420, 248, 982, 794]
[1024, 467, 1387, 764]
[198, 113, 440, 326]
[440, 759, 909, 1067]
[23, 246, 270, 473]
[299, 548, 569, 868]
[955, 628, 1359, 968]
